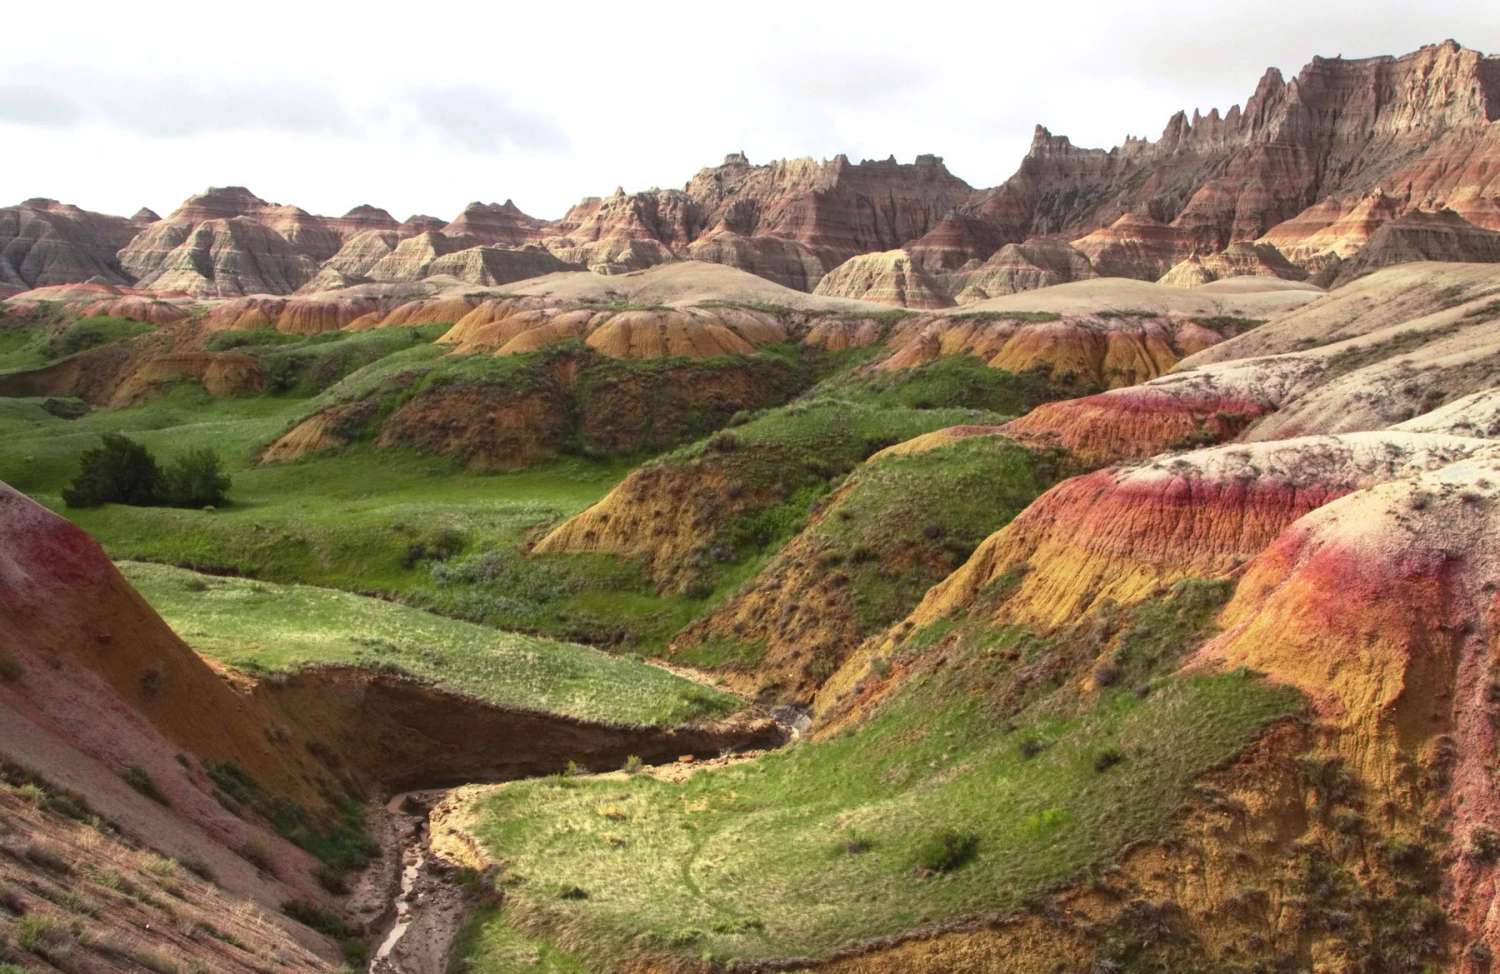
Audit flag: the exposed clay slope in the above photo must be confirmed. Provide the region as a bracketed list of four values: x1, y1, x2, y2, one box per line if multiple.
[903, 433, 1493, 632]
[1005, 265, 1500, 466]
[872, 312, 1228, 390]
[1321, 208, 1500, 287]
[669, 435, 1050, 704]
[811, 249, 955, 308]
[439, 302, 784, 359]
[0, 784, 330, 973]
[1181, 261, 1500, 366]
[1190, 456, 1500, 945]
[481, 259, 891, 313]
[0, 198, 143, 289]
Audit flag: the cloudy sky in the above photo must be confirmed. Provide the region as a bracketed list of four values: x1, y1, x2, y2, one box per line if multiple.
[4, 0, 1498, 222]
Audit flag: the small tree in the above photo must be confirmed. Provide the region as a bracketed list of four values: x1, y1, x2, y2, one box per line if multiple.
[62, 433, 163, 508]
[163, 448, 231, 508]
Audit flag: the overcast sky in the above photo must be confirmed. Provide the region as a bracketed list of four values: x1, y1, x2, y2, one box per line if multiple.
[4, 0, 1498, 223]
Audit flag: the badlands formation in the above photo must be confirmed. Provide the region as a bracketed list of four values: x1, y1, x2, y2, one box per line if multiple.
[7, 35, 1500, 974]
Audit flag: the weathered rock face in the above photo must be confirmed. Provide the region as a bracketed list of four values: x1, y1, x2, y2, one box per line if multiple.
[542, 154, 980, 288]
[0, 199, 143, 289]
[118, 187, 327, 294]
[1319, 208, 1500, 286]
[906, 214, 1008, 272]
[1157, 241, 1308, 288]
[684, 230, 827, 293]
[811, 249, 954, 308]
[320, 228, 403, 278]
[423, 245, 579, 287]
[364, 230, 466, 282]
[967, 41, 1500, 283]
[127, 216, 319, 297]
[952, 237, 1098, 301]
[114, 188, 550, 297]
[441, 200, 546, 247]
[327, 203, 400, 237]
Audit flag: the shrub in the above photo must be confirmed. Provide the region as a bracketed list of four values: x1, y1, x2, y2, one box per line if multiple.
[1093, 748, 1125, 772]
[240, 840, 274, 874]
[622, 755, 643, 775]
[15, 913, 62, 953]
[162, 448, 231, 508]
[62, 433, 163, 508]
[914, 828, 979, 874]
[1018, 738, 1045, 759]
[282, 898, 346, 937]
[341, 938, 369, 966]
[124, 766, 170, 805]
[1469, 824, 1500, 863]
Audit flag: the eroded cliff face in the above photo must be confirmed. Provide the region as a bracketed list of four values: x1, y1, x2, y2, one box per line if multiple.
[0, 199, 146, 291]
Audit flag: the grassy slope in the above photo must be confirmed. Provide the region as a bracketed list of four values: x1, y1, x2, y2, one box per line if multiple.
[120, 562, 739, 726]
[0, 314, 154, 372]
[466, 678, 1294, 967]
[459, 582, 1301, 968]
[0, 332, 876, 651]
[0, 380, 719, 646]
[676, 434, 1055, 676]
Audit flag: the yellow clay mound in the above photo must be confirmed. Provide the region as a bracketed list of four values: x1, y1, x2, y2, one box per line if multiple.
[258, 412, 348, 464]
[495, 313, 592, 354]
[908, 432, 1494, 632]
[107, 352, 264, 408]
[585, 309, 756, 359]
[877, 314, 1222, 390]
[868, 425, 1008, 460]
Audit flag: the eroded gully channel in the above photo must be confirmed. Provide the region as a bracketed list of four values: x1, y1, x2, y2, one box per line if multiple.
[283, 666, 805, 974]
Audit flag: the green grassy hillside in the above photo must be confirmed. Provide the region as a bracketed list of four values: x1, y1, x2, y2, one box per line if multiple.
[120, 562, 737, 726]
[457, 580, 1300, 968]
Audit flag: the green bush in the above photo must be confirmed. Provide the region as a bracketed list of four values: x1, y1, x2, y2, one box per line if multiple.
[61, 435, 231, 509]
[162, 448, 232, 508]
[282, 898, 346, 937]
[61, 432, 163, 508]
[124, 766, 170, 805]
[914, 828, 980, 874]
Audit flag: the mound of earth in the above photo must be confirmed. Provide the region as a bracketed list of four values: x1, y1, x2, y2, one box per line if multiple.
[811, 249, 956, 308]
[261, 344, 812, 469]
[670, 434, 1053, 704]
[0, 198, 145, 289]
[1004, 264, 1500, 465]
[1318, 208, 1500, 287]
[440, 302, 783, 359]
